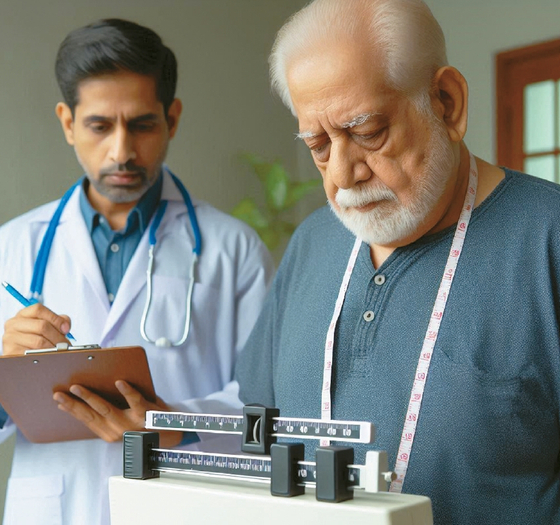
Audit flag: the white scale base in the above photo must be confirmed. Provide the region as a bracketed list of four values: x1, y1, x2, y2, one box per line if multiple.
[109, 472, 433, 525]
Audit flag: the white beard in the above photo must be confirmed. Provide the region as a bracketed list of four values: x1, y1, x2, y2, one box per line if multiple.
[329, 117, 455, 246]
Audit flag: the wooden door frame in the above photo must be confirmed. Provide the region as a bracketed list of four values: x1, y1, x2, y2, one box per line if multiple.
[496, 38, 560, 170]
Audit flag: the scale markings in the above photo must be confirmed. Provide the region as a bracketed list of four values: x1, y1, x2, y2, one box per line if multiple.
[150, 449, 362, 488]
[147, 411, 374, 444]
[273, 419, 367, 441]
[151, 450, 270, 479]
[149, 413, 243, 434]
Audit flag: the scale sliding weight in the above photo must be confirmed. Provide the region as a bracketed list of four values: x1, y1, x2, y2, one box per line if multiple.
[124, 404, 395, 503]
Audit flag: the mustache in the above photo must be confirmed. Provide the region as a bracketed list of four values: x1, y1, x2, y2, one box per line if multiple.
[99, 162, 147, 177]
[336, 184, 397, 209]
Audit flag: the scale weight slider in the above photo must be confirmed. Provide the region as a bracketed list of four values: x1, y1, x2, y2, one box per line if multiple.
[270, 443, 305, 498]
[123, 431, 160, 480]
[241, 404, 280, 455]
[316, 446, 354, 503]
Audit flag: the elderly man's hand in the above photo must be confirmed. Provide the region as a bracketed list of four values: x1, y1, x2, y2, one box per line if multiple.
[53, 380, 182, 447]
[2, 304, 72, 356]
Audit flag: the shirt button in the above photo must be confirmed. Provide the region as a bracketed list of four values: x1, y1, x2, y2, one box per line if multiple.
[110, 243, 120, 253]
[374, 274, 386, 285]
[108, 293, 115, 303]
[363, 310, 375, 322]
[99, 217, 105, 224]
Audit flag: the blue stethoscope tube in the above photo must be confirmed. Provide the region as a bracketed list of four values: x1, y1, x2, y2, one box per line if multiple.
[29, 167, 201, 348]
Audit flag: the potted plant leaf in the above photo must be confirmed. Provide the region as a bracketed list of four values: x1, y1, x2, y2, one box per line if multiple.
[232, 153, 322, 256]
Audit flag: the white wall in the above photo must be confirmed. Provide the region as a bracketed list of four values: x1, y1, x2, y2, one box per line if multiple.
[425, 0, 560, 164]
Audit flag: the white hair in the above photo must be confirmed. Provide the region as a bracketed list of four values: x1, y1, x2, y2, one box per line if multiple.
[269, 0, 448, 115]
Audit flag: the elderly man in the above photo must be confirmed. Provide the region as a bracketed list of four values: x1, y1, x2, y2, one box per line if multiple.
[235, 0, 560, 523]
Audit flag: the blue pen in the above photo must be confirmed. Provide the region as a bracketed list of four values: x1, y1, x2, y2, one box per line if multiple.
[1, 281, 76, 341]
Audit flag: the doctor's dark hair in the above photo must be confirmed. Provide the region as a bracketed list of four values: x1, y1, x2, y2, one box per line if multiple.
[55, 19, 178, 115]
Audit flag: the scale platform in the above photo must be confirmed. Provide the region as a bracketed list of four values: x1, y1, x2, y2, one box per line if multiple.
[109, 471, 433, 525]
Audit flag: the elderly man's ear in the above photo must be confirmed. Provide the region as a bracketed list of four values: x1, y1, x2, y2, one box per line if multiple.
[431, 66, 468, 143]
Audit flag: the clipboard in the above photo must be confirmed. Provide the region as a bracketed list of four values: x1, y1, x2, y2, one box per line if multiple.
[0, 345, 156, 443]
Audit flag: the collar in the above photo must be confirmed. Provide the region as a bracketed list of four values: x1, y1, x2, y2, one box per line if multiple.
[79, 173, 163, 234]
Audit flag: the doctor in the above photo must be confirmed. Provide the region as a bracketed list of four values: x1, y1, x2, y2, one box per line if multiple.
[0, 19, 273, 525]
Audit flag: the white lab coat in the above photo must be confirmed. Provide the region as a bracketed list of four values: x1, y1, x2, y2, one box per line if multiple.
[0, 170, 274, 525]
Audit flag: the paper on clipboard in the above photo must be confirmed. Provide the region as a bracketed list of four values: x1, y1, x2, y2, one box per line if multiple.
[0, 345, 156, 443]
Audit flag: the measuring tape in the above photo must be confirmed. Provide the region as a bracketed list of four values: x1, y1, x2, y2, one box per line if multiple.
[321, 237, 362, 446]
[389, 153, 478, 492]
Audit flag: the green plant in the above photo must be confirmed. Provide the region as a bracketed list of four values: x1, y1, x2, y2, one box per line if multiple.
[232, 153, 322, 251]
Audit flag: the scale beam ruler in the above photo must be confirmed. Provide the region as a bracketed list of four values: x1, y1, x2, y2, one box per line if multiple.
[146, 404, 374, 455]
[150, 449, 365, 488]
[124, 431, 395, 503]
[146, 412, 372, 443]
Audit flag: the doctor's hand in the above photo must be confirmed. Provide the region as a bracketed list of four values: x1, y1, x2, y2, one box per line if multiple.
[2, 303, 72, 356]
[53, 380, 182, 448]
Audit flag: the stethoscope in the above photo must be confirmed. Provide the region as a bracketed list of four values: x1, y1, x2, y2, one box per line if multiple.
[30, 167, 201, 349]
